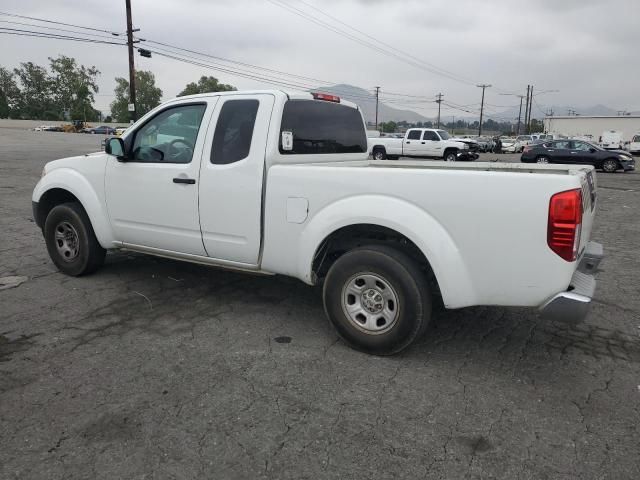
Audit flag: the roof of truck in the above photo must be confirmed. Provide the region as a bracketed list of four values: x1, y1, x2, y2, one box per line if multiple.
[172, 90, 360, 110]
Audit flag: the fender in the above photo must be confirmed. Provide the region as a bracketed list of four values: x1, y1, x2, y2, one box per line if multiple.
[296, 194, 477, 308]
[32, 168, 116, 249]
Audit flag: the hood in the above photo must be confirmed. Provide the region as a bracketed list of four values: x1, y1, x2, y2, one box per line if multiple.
[44, 151, 107, 174]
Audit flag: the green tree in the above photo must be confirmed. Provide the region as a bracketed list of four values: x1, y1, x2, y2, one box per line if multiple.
[110, 70, 163, 122]
[13, 62, 55, 119]
[380, 121, 397, 133]
[0, 67, 20, 118]
[177, 76, 236, 97]
[48, 55, 100, 121]
[530, 118, 544, 133]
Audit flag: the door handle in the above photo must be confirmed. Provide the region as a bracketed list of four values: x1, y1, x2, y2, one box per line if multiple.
[421, 141, 426, 144]
[406, 141, 411, 144]
[173, 177, 196, 184]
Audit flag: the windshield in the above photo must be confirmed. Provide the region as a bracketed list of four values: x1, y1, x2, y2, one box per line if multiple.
[437, 130, 450, 140]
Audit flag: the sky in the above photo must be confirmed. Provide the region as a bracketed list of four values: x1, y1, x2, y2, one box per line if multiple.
[1, 0, 639, 120]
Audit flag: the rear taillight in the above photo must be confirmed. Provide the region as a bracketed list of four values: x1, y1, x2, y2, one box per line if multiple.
[548, 188, 583, 261]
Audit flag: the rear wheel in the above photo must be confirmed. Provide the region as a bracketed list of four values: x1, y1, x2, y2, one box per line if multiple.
[44, 202, 106, 276]
[536, 155, 550, 164]
[602, 159, 619, 173]
[323, 245, 432, 355]
[372, 148, 387, 160]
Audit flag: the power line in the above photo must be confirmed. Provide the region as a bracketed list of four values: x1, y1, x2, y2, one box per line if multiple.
[0, 10, 120, 35]
[292, 0, 477, 86]
[266, 0, 479, 87]
[0, 28, 126, 45]
[0, 19, 123, 40]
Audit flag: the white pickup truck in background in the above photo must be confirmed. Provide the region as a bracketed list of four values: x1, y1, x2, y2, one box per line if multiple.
[369, 128, 480, 161]
[33, 90, 603, 355]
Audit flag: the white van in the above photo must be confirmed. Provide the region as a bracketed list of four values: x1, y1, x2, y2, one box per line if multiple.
[600, 130, 623, 150]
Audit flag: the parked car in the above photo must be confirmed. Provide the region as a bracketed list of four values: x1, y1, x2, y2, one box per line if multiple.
[628, 133, 640, 155]
[85, 125, 117, 135]
[33, 125, 55, 132]
[369, 128, 479, 161]
[521, 139, 635, 172]
[33, 89, 602, 355]
[500, 137, 518, 153]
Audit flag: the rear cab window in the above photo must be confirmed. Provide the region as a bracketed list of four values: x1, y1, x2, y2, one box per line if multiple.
[406, 130, 421, 140]
[279, 100, 366, 155]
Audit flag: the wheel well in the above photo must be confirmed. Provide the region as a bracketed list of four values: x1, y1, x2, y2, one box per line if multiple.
[372, 145, 386, 153]
[311, 224, 440, 294]
[444, 148, 458, 156]
[35, 188, 80, 228]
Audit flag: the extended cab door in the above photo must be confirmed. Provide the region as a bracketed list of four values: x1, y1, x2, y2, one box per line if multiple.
[402, 129, 423, 156]
[198, 94, 275, 265]
[105, 101, 214, 255]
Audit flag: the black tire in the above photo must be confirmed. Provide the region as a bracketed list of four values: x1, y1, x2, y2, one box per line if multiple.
[444, 149, 457, 162]
[602, 159, 619, 173]
[323, 245, 432, 355]
[372, 148, 387, 160]
[44, 202, 106, 276]
[536, 155, 550, 164]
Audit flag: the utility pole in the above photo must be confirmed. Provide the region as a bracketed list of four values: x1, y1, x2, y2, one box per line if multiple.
[126, 0, 137, 123]
[477, 84, 491, 136]
[527, 85, 534, 133]
[374, 86, 380, 131]
[523, 85, 530, 134]
[451, 115, 455, 135]
[516, 95, 525, 135]
[435, 93, 444, 128]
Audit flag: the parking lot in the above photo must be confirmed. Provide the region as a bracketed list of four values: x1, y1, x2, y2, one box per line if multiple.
[1, 129, 639, 479]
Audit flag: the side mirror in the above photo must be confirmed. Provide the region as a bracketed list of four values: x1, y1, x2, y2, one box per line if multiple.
[105, 137, 126, 160]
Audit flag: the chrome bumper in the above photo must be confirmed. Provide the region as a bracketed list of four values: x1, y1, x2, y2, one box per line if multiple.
[539, 241, 604, 323]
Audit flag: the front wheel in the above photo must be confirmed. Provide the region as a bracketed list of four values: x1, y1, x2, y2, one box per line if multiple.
[444, 150, 457, 162]
[602, 159, 619, 173]
[44, 202, 106, 276]
[323, 245, 432, 355]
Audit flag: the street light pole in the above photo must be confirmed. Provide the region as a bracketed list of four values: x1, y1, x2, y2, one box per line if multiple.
[477, 84, 491, 137]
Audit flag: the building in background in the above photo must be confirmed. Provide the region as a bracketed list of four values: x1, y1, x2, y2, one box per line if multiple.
[544, 115, 640, 142]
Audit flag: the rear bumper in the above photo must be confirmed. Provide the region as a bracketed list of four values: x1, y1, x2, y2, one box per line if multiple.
[539, 241, 604, 322]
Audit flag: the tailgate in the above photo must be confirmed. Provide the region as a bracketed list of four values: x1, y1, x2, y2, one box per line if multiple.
[578, 168, 597, 256]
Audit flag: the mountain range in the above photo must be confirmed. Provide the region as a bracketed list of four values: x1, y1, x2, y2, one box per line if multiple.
[313, 84, 636, 124]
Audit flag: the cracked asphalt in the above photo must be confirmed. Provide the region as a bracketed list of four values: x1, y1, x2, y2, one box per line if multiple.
[1, 129, 639, 479]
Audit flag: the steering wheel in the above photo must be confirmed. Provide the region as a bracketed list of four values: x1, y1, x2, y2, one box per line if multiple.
[168, 139, 195, 161]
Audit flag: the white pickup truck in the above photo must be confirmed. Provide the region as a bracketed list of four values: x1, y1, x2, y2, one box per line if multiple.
[32, 90, 603, 355]
[369, 128, 479, 161]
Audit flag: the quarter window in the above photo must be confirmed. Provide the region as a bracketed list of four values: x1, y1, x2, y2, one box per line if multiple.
[211, 100, 259, 165]
[279, 100, 367, 154]
[131, 104, 206, 163]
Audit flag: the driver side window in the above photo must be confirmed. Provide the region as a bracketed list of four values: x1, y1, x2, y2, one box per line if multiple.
[131, 103, 206, 163]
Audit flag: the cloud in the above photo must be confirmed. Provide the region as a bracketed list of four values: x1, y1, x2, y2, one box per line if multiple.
[1, 0, 638, 115]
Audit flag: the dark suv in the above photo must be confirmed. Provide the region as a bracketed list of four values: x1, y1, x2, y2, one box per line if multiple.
[521, 139, 635, 173]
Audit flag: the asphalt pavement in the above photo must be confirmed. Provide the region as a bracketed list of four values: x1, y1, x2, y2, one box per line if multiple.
[1, 129, 639, 479]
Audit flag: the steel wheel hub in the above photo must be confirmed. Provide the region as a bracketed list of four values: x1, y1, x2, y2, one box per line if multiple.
[54, 221, 80, 262]
[341, 273, 399, 334]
